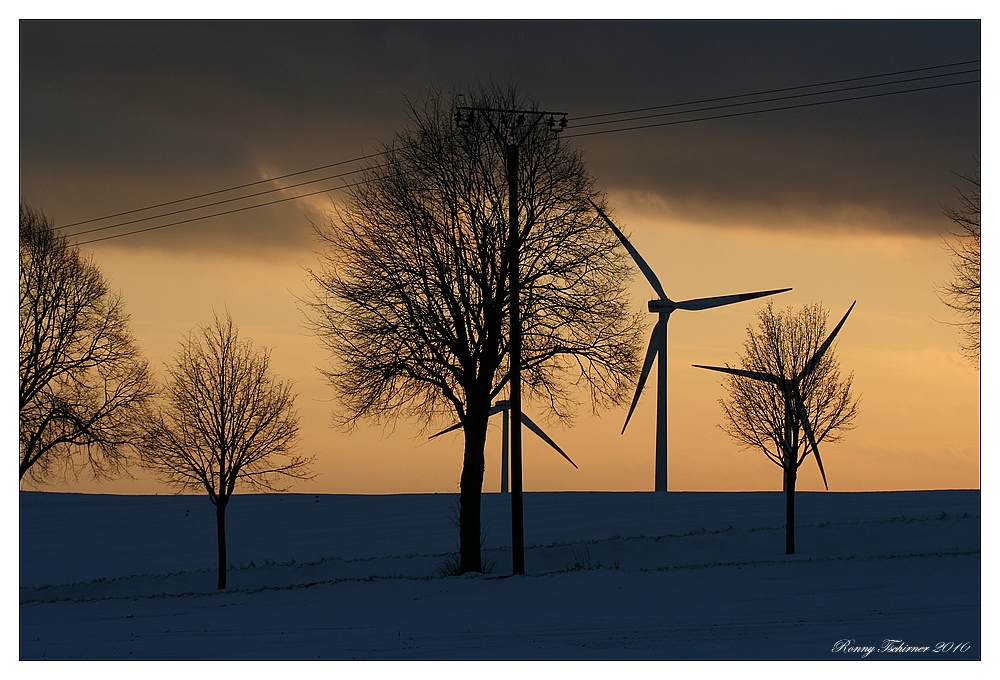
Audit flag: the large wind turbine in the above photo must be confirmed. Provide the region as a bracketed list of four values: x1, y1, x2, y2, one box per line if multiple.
[429, 400, 577, 493]
[591, 201, 790, 492]
[693, 301, 857, 489]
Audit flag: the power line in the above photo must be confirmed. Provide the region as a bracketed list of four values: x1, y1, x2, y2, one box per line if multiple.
[66, 162, 390, 238]
[70, 60, 979, 246]
[76, 175, 374, 245]
[572, 58, 979, 122]
[568, 68, 979, 131]
[80, 77, 980, 245]
[60, 151, 389, 229]
[563, 78, 979, 140]
[66, 59, 978, 237]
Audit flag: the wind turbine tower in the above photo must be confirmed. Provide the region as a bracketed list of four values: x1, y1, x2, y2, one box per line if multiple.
[591, 201, 791, 492]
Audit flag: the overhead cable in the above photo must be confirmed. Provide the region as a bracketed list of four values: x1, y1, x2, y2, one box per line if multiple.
[67, 60, 980, 246]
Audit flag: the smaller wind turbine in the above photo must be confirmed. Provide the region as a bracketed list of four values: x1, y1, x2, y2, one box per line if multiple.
[429, 400, 577, 493]
[590, 200, 790, 492]
[693, 301, 857, 489]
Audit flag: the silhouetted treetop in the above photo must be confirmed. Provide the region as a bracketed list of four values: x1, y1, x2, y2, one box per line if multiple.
[19, 202, 154, 484]
[304, 84, 642, 572]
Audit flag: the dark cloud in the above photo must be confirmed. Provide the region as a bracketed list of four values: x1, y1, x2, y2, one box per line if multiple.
[19, 20, 980, 252]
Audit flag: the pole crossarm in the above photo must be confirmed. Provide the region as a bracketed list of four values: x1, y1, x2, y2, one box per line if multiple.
[455, 106, 568, 145]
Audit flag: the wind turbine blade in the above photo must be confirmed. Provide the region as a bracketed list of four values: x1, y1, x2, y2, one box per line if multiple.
[675, 287, 792, 311]
[692, 364, 781, 386]
[589, 200, 668, 300]
[488, 403, 507, 417]
[428, 421, 464, 439]
[793, 385, 829, 490]
[622, 321, 664, 433]
[429, 406, 503, 440]
[801, 413, 829, 491]
[520, 413, 578, 469]
[801, 301, 857, 380]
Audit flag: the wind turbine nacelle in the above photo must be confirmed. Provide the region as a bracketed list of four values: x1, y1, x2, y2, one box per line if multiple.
[648, 300, 676, 313]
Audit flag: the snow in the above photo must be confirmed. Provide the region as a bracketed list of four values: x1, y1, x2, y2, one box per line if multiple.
[19, 489, 980, 663]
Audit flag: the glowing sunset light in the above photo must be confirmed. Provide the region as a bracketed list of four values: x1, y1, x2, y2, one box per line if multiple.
[17, 20, 980, 496]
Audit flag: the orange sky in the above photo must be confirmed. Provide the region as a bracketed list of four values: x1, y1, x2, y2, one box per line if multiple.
[37, 196, 979, 496]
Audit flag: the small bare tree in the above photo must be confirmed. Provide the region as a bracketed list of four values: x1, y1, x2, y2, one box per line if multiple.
[304, 85, 642, 573]
[938, 159, 980, 370]
[19, 202, 155, 484]
[699, 302, 860, 554]
[141, 312, 310, 589]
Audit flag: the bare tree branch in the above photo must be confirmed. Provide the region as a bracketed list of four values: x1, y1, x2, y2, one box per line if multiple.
[19, 202, 155, 485]
[938, 157, 980, 369]
[717, 302, 860, 470]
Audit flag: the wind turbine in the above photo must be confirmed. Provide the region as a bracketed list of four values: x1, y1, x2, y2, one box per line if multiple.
[692, 301, 857, 489]
[591, 200, 791, 492]
[429, 400, 577, 493]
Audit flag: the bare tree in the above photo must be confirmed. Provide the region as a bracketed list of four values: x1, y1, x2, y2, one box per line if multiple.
[938, 158, 980, 370]
[140, 312, 310, 589]
[19, 202, 155, 484]
[698, 302, 860, 554]
[304, 85, 642, 573]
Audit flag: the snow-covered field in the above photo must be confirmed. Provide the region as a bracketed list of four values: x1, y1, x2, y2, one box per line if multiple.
[19, 489, 980, 661]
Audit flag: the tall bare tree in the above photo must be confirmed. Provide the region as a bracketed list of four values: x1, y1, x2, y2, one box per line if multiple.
[140, 312, 310, 589]
[304, 85, 642, 573]
[699, 302, 860, 554]
[19, 202, 154, 484]
[938, 159, 980, 370]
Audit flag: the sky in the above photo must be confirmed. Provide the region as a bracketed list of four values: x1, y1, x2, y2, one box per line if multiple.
[16, 18, 982, 496]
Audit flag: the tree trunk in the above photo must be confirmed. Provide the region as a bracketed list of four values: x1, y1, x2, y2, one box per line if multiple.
[458, 400, 490, 574]
[216, 498, 228, 589]
[784, 465, 796, 555]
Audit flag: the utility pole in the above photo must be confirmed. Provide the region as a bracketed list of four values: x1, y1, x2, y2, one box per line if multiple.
[455, 104, 567, 575]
